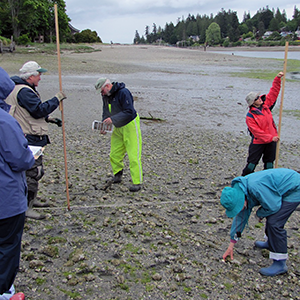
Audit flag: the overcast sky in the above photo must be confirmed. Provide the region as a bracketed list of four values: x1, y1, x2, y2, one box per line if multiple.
[64, 1, 297, 44]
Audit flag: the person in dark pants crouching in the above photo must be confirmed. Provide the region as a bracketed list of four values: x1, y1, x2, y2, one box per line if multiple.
[221, 168, 300, 276]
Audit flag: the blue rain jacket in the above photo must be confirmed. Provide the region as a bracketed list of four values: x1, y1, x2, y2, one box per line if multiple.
[10, 76, 59, 119]
[0, 67, 35, 219]
[0, 109, 35, 219]
[229, 168, 300, 241]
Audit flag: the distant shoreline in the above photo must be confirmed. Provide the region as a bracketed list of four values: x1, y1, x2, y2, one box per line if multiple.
[107, 43, 300, 52]
[205, 45, 300, 52]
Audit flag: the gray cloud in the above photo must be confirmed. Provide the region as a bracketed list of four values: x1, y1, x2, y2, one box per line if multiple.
[65, 0, 297, 43]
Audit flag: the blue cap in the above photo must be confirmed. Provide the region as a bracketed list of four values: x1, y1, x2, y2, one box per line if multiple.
[220, 184, 245, 218]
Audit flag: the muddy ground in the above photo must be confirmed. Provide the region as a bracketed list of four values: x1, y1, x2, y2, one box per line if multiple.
[1, 45, 300, 300]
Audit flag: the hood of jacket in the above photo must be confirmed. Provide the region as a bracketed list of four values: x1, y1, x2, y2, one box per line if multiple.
[110, 82, 126, 96]
[0, 67, 15, 101]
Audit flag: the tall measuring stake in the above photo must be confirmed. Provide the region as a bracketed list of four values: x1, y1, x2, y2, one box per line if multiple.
[54, 4, 71, 210]
[275, 41, 289, 168]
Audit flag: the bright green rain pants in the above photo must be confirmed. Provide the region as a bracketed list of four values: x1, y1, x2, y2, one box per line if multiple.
[110, 114, 143, 184]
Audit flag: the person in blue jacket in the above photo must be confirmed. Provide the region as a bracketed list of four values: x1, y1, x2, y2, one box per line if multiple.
[220, 168, 300, 276]
[95, 78, 143, 192]
[5, 61, 66, 219]
[0, 67, 35, 300]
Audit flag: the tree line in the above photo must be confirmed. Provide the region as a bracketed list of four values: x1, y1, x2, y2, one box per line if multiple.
[133, 6, 300, 46]
[0, 0, 101, 44]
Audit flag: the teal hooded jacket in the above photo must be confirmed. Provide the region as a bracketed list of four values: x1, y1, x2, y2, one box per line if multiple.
[229, 168, 300, 241]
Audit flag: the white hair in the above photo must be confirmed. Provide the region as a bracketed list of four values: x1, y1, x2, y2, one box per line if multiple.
[20, 70, 39, 80]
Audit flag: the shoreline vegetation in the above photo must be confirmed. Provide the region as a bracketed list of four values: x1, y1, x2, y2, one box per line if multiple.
[1, 44, 300, 300]
[5, 42, 300, 54]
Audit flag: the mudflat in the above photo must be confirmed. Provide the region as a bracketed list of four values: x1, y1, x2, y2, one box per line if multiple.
[1, 44, 300, 299]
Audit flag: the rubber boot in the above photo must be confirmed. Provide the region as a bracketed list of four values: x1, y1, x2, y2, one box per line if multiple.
[0, 285, 15, 300]
[259, 259, 288, 276]
[10, 293, 25, 300]
[32, 198, 50, 207]
[25, 200, 45, 220]
[129, 184, 142, 192]
[112, 170, 123, 183]
[255, 240, 269, 249]
[242, 163, 256, 176]
[264, 162, 273, 169]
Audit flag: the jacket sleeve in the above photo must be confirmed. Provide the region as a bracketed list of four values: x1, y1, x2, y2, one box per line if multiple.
[0, 117, 35, 172]
[102, 98, 109, 121]
[229, 208, 251, 241]
[17, 88, 59, 119]
[110, 89, 135, 127]
[264, 76, 281, 109]
[246, 112, 273, 143]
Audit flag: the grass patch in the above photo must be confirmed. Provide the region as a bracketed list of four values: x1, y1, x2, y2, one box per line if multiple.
[14, 43, 101, 55]
[36, 277, 46, 285]
[231, 60, 300, 80]
[58, 287, 81, 299]
[283, 109, 300, 119]
[255, 222, 264, 229]
[47, 236, 67, 244]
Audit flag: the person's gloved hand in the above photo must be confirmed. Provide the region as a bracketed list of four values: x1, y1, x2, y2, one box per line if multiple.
[55, 91, 67, 102]
[47, 117, 62, 127]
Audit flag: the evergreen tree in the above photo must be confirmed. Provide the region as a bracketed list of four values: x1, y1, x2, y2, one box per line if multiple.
[133, 30, 140, 44]
[269, 18, 279, 31]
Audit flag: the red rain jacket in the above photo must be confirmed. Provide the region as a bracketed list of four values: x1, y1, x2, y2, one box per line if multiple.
[246, 76, 281, 144]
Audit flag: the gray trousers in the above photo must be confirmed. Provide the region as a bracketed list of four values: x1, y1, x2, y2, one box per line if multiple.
[26, 155, 44, 202]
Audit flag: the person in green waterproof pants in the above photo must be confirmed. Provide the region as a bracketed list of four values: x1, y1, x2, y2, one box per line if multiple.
[95, 78, 143, 192]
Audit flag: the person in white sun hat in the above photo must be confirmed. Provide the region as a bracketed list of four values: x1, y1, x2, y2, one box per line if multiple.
[5, 61, 67, 220]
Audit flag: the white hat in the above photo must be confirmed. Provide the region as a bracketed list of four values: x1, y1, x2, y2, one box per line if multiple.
[245, 91, 260, 107]
[19, 61, 47, 79]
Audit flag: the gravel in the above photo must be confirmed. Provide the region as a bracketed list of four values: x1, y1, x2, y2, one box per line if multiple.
[2, 44, 300, 299]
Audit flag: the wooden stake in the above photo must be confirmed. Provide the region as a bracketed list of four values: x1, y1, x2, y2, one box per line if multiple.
[275, 41, 289, 168]
[54, 4, 71, 210]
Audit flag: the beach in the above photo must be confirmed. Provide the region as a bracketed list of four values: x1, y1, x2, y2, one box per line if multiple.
[1, 44, 300, 299]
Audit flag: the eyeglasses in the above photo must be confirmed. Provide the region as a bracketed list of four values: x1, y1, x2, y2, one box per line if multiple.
[254, 95, 260, 101]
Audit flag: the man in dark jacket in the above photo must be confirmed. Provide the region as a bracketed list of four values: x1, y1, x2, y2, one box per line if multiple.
[0, 67, 35, 300]
[5, 61, 66, 219]
[95, 78, 143, 192]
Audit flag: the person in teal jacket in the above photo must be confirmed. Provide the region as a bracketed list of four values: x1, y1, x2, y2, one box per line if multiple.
[220, 168, 300, 276]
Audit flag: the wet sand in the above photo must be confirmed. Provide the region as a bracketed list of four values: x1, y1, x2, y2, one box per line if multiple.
[1, 44, 300, 299]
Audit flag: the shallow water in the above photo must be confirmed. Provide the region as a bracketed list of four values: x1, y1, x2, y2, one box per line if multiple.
[44, 68, 299, 145]
[35, 46, 299, 145]
[211, 50, 300, 60]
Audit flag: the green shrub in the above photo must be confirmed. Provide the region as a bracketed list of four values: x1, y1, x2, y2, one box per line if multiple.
[18, 34, 31, 45]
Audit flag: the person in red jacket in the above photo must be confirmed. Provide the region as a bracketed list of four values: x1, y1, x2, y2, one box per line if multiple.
[242, 72, 284, 176]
